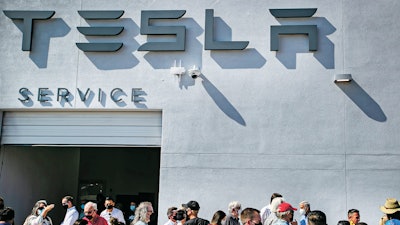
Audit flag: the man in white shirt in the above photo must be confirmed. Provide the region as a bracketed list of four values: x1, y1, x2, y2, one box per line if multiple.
[163, 207, 177, 225]
[260, 193, 282, 225]
[100, 197, 126, 225]
[61, 196, 79, 225]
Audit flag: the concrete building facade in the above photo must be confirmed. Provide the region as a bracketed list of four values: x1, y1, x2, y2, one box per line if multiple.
[0, 1, 399, 225]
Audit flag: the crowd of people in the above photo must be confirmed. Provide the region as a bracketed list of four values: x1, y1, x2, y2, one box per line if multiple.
[0, 195, 399, 225]
[160, 196, 399, 225]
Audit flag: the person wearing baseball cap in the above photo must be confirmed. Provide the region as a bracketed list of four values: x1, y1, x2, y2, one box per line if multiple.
[380, 198, 400, 225]
[272, 203, 297, 225]
[182, 201, 209, 225]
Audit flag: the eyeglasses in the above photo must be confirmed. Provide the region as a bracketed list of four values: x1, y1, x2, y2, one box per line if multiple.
[84, 210, 93, 215]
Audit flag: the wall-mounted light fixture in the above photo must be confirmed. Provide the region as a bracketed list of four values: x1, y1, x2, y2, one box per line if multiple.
[334, 74, 352, 83]
[170, 60, 185, 81]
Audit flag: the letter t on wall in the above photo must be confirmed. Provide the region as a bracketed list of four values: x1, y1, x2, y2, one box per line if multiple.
[3, 10, 55, 51]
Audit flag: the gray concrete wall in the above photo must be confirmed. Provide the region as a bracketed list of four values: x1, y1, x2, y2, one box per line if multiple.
[1, 1, 400, 225]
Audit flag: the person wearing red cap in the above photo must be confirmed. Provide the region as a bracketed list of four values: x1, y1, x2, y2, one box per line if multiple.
[272, 203, 297, 225]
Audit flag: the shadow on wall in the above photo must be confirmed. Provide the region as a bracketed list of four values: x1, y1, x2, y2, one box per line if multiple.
[200, 74, 246, 126]
[14, 18, 71, 68]
[82, 18, 140, 70]
[143, 17, 203, 90]
[275, 17, 335, 69]
[336, 81, 387, 122]
[210, 17, 266, 69]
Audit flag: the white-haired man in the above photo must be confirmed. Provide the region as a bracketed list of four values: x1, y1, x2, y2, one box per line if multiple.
[83, 202, 108, 225]
[132, 202, 153, 225]
[298, 201, 310, 225]
[272, 203, 297, 225]
[223, 201, 241, 225]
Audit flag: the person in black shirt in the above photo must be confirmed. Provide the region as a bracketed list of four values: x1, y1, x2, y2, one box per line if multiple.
[182, 201, 209, 225]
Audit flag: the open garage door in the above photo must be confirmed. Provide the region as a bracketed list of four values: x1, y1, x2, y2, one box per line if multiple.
[1, 111, 162, 146]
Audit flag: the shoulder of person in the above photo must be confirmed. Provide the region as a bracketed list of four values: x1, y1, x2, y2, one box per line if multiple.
[197, 218, 210, 225]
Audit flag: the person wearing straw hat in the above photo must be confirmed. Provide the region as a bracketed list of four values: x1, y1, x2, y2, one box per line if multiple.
[380, 198, 400, 225]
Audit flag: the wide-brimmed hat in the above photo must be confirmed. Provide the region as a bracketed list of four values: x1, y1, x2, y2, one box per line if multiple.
[380, 198, 400, 214]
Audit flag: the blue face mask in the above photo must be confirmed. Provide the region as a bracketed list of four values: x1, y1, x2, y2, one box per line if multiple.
[37, 209, 44, 215]
[130, 206, 136, 211]
[81, 204, 85, 210]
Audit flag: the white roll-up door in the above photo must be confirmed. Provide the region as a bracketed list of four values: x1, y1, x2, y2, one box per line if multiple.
[1, 111, 162, 146]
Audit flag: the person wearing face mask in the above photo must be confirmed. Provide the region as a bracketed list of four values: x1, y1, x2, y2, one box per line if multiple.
[182, 200, 209, 225]
[261, 193, 283, 225]
[23, 200, 55, 225]
[223, 201, 241, 225]
[83, 202, 108, 225]
[273, 202, 297, 225]
[61, 196, 79, 225]
[298, 201, 311, 225]
[127, 202, 136, 224]
[80, 200, 88, 219]
[100, 197, 126, 225]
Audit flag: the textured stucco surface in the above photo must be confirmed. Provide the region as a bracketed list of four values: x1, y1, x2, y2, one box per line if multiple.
[1, 1, 399, 225]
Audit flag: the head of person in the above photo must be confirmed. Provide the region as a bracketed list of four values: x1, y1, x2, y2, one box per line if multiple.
[167, 207, 178, 221]
[0, 207, 14, 223]
[105, 197, 115, 210]
[228, 201, 242, 218]
[380, 198, 400, 220]
[299, 201, 311, 216]
[308, 211, 327, 225]
[84, 202, 98, 220]
[240, 208, 261, 225]
[182, 201, 200, 219]
[276, 202, 297, 222]
[270, 197, 285, 213]
[133, 202, 153, 224]
[337, 220, 350, 225]
[0, 197, 4, 210]
[62, 196, 74, 210]
[270, 193, 283, 204]
[173, 208, 187, 222]
[130, 202, 137, 212]
[211, 210, 227, 225]
[348, 209, 360, 225]
[32, 200, 48, 216]
[110, 217, 123, 225]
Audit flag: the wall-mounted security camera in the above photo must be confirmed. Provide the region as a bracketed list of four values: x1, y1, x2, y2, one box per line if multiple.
[188, 65, 201, 79]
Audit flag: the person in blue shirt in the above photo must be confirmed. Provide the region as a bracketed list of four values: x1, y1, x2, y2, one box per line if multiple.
[380, 198, 400, 225]
[298, 201, 311, 225]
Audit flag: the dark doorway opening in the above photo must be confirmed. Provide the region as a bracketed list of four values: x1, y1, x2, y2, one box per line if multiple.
[78, 147, 160, 225]
[0, 146, 160, 225]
